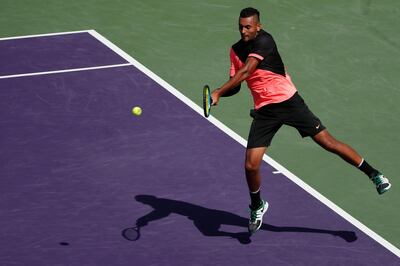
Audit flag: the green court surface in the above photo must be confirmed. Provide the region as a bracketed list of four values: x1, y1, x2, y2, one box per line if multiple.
[1, 0, 399, 249]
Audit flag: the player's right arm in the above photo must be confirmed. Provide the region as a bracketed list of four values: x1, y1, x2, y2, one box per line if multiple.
[211, 56, 259, 105]
[220, 76, 241, 97]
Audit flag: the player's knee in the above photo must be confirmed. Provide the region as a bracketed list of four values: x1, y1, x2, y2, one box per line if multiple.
[245, 161, 260, 173]
[314, 130, 341, 152]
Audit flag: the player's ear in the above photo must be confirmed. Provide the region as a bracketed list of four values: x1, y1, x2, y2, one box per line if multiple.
[257, 23, 261, 31]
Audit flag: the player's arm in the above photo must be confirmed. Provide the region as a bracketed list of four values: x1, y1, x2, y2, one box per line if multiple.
[220, 77, 241, 97]
[211, 57, 259, 105]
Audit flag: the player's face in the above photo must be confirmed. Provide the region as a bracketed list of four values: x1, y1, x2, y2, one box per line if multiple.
[239, 15, 260, 42]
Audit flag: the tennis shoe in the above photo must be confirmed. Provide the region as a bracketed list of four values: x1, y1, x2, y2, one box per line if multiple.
[248, 200, 268, 234]
[370, 173, 391, 195]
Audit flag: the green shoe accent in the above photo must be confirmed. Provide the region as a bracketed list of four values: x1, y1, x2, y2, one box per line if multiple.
[370, 173, 391, 195]
[248, 200, 269, 234]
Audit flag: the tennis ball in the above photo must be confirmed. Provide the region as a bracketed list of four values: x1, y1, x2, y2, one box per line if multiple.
[132, 106, 142, 116]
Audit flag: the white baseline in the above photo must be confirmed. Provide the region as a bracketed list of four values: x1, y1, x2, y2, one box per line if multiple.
[0, 63, 132, 80]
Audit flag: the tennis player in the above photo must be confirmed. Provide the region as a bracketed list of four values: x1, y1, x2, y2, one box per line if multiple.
[211, 7, 391, 234]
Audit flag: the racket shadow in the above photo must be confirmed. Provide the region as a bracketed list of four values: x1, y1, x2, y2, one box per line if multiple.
[128, 195, 357, 245]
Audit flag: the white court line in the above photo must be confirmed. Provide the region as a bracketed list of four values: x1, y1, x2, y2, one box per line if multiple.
[0, 63, 132, 80]
[88, 29, 400, 258]
[0, 30, 132, 79]
[0, 29, 92, 41]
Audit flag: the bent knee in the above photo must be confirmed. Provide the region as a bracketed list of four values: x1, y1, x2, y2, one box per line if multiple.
[245, 147, 266, 173]
[245, 161, 260, 173]
[314, 131, 341, 151]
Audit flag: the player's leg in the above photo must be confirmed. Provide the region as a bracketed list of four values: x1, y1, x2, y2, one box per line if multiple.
[245, 107, 280, 234]
[245, 147, 266, 204]
[312, 129, 391, 194]
[283, 92, 391, 194]
[312, 129, 362, 166]
[245, 147, 269, 234]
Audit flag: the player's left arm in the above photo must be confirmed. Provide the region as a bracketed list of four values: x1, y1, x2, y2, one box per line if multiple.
[211, 57, 259, 105]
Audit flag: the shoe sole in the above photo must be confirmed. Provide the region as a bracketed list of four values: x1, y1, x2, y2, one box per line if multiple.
[378, 182, 391, 195]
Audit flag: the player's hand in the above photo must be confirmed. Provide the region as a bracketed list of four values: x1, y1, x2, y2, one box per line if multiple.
[211, 89, 221, 106]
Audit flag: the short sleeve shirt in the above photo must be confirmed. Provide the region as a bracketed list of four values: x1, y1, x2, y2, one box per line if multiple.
[230, 29, 297, 109]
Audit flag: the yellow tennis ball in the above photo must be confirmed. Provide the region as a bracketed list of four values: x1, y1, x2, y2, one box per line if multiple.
[132, 106, 142, 116]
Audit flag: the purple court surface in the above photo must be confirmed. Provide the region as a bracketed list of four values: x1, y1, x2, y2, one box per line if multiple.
[0, 31, 399, 266]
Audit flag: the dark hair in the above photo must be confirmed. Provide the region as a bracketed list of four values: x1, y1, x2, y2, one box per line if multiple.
[240, 7, 260, 20]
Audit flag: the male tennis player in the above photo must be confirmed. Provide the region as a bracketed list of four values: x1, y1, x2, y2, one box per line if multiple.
[211, 7, 391, 234]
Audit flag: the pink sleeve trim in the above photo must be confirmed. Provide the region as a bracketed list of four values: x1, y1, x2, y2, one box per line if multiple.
[249, 53, 264, 61]
[230, 48, 239, 77]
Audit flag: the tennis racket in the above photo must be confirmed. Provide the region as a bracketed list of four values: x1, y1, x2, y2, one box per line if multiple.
[203, 85, 213, 118]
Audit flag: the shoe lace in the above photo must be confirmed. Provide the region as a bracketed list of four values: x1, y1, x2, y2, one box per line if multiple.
[249, 205, 263, 222]
[250, 210, 258, 222]
[371, 174, 384, 186]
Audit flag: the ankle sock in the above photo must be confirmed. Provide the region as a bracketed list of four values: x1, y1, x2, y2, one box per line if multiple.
[358, 159, 379, 179]
[250, 189, 262, 209]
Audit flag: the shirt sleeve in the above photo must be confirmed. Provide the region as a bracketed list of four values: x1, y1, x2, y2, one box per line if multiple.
[248, 34, 276, 61]
[229, 48, 240, 77]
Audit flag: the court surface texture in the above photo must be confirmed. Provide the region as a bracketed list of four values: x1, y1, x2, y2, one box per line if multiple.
[0, 31, 399, 265]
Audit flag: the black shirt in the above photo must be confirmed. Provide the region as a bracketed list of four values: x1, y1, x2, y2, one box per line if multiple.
[231, 29, 286, 76]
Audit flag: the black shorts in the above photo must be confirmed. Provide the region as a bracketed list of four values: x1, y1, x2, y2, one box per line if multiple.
[247, 92, 326, 148]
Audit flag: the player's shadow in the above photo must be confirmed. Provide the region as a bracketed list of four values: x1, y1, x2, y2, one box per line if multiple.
[128, 194, 357, 245]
